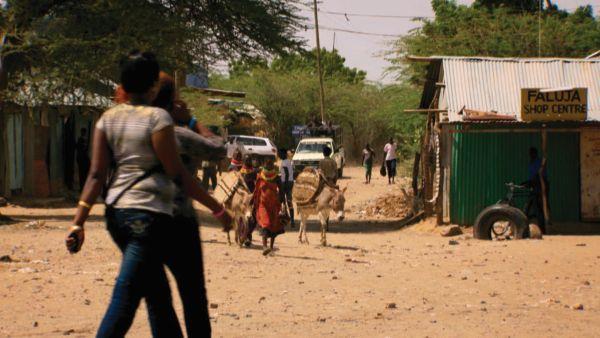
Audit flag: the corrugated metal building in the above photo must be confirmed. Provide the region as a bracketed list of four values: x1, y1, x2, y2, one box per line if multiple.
[412, 56, 600, 231]
[0, 96, 109, 198]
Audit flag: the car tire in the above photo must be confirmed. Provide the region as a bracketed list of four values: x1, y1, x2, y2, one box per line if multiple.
[473, 204, 528, 240]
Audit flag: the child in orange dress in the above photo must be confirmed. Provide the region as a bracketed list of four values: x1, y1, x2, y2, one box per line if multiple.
[253, 157, 284, 255]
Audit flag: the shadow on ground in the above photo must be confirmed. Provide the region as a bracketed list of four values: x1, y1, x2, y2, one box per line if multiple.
[547, 222, 600, 236]
[0, 214, 105, 224]
[0, 214, 18, 226]
[196, 210, 415, 234]
[6, 197, 78, 209]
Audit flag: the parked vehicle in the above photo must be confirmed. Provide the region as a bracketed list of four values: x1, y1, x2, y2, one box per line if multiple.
[227, 135, 277, 163]
[473, 182, 534, 240]
[292, 136, 345, 178]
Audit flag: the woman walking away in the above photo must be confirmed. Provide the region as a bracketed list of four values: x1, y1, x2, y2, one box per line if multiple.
[150, 73, 225, 337]
[383, 138, 398, 184]
[66, 51, 231, 338]
[114, 72, 226, 337]
[254, 157, 284, 255]
[362, 144, 375, 184]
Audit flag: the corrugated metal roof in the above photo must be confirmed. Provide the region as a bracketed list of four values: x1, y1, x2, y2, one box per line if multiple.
[433, 57, 600, 122]
[9, 83, 112, 108]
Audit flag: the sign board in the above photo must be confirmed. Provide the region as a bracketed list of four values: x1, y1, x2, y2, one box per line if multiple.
[581, 130, 600, 222]
[292, 125, 310, 137]
[521, 88, 587, 121]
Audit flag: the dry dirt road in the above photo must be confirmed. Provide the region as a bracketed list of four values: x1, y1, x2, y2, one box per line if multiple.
[1, 166, 599, 337]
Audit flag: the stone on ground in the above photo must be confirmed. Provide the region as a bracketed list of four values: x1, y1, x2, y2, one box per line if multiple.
[529, 223, 543, 239]
[440, 225, 463, 237]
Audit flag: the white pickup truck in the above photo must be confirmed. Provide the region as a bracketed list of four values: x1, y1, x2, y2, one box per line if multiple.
[292, 137, 345, 178]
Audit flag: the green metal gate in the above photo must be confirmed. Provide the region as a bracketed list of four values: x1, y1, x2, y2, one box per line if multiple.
[450, 129, 580, 225]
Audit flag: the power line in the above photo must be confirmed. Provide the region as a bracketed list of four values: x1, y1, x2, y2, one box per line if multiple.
[317, 10, 433, 20]
[300, 3, 600, 18]
[297, 3, 432, 20]
[305, 25, 403, 38]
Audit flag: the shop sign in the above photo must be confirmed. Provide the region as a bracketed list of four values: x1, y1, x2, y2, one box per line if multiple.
[521, 88, 587, 121]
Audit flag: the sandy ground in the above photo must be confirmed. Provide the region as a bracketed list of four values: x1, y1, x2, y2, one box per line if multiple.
[1, 166, 599, 337]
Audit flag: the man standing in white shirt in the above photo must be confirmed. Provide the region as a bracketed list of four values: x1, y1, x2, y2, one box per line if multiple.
[279, 149, 295, 228]
[383, 138, 398, 184]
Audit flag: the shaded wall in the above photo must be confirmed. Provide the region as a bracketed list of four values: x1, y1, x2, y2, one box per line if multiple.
[0, 104, 100, 198]
[449, 124, 584, 225]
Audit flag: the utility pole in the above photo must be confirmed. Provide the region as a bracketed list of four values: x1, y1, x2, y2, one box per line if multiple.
[332, 32, 336, 51]
[538, 0, 542, 57]
[313, 0, 326, 124]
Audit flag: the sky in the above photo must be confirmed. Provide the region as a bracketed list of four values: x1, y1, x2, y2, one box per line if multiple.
[297, 0, 600, 83]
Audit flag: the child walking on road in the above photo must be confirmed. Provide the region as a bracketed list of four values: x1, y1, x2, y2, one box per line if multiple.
[254, 157, 284, 255]
[362, 144, 375, 184]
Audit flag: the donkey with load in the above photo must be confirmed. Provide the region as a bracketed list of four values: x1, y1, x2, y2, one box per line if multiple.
[293, 168, 347, 246]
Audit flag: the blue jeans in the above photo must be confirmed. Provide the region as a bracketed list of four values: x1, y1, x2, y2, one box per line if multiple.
[157, 215, 211, 337]
[97, 208, 183, 338]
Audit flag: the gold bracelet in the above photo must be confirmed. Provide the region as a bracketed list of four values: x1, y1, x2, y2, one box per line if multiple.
[78, 200, 92, 210]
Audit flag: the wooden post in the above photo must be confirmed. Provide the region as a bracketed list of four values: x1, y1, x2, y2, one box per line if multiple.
[23, 109, 35, 196]
[0, 103, 7, 197]
[422, 112, 434, 216]
[540, 130, 551, 227]
[313, 0, 326, 123]
[411, 152, 421, 215]
[436, 132, 445, 225]
[174, 70, 186, 90]
[411, 152, 420, 197]
[0, 38, 9, 197]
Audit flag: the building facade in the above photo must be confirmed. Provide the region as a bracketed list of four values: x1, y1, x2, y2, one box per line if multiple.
[412, 56, 600, 230]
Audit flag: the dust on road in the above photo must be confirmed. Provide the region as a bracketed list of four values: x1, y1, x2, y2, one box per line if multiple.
[1, 167, 599, 337]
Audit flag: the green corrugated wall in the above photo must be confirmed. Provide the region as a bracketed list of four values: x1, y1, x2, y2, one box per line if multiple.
[450, 129, 580, 225]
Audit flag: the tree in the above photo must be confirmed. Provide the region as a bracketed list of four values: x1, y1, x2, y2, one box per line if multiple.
[475, 0, 541, 12]
[387, 0, 600, 83]
[205, 52, 421, 159]
[0, 0, 304, 100]
[271, 48, 367, 84]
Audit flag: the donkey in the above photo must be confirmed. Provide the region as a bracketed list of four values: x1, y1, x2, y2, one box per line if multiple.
[220, 175, 254, 246]
[296, 186, 347, 246]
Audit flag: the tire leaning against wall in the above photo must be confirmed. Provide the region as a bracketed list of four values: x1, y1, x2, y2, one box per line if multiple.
[473, 204, 528, 240]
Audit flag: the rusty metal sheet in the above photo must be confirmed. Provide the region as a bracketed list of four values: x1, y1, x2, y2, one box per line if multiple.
[581, 130, 600, 221]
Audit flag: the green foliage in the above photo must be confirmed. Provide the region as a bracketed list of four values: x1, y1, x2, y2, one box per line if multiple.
[474, 0, 542, 12]
[179, 87, 229, 127]
[0, 0, 304, 100]
[378, 85, 425, 157]
[214, 69, 318, 147]
[225, 48, 367, 84]
[388, 0, 600, 83]
[206, 53, 422, 160]
[271, 48, 367, 84]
